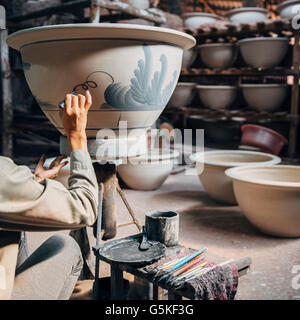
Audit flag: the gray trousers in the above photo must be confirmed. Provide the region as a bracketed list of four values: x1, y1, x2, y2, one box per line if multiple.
[11, 233, 83, 300]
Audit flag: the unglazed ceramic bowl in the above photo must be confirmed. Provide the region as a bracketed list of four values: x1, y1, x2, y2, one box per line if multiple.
[225, 7, 269, 23]
[182, 47, 197, 70]
[226, 165, 300, 237]
[117, 148, 179, 190]
[182, 12, 223, 29]
[277, 0, 300, 19]
[240, 84, 288, 112]
[7, 24, 195, 157]
[190, 150, 281, 204]
[196, 85, 237, 110]
[238, 37, 289, 69]
[168, 82, 197, 108]
[198, 43, 238, 69]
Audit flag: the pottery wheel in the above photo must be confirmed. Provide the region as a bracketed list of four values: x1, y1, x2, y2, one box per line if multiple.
[98, 234, 166, 266]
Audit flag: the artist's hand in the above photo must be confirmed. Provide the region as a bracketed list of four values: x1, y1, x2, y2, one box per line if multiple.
[59, 90, 92, 151]
[34, 155, 68, 183]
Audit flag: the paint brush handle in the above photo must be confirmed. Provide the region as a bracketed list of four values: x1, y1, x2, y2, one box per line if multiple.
[168, 248, 206, 272]
[173, 255, 205, 276]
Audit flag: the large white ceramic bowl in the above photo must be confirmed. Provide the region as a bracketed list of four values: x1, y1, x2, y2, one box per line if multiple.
[238, 37, 289, 69]
[190, 150, 281, 204]
[240, 84, 288, 112]
[196, 85, 237, 110]
[7, 24, 195, 156]
[182, 12, 223, 29]
[182, 48, 197, 70]
[168, 82, 197, 108]
[277, 0, 300, 19]
[118, 148, 179, 190]
[225, 7, 269, 23]
[226, 165, 300, 237]
[198, 43, 238, 69]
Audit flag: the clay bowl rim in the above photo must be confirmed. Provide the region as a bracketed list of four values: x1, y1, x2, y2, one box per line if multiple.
[239, 83, 288, 89]
[126, 148, 179, 163]
[146, 210, 179, 220]
[225, 165, 300, 188]
[277, 0, 300, 12]
[241, 124, 289, 145]
[182, 12, 224, 20]
[225, 7, 269, 18]
[237, 36, 289, 46]
[6, 23, 196, 51]
[190, 150, 281, 168]
[176, 82, 198, 87]
[197, 43, 237, 49]
[196, 85, 237, 90]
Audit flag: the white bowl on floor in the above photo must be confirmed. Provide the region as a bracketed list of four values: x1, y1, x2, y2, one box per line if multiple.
[226, 165, 300, 237]
[190, 150, 281, 204]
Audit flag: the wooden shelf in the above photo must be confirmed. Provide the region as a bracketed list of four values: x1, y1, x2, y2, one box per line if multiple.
[164, 106, 296, 122]
[181, 67, 294, 77]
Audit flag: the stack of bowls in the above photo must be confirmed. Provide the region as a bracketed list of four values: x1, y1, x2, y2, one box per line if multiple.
[238, 37, 289, 69]
[182, 12, 223, 29]
[168, 82, 197, 108]
[196, 85, 237, 110]
[225, 7, 269, 23]
[182, 48, 197, 70]
[198, 43, 238, 69]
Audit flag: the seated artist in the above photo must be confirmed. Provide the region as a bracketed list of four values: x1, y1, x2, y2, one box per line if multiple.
[0, 90, 98, 300]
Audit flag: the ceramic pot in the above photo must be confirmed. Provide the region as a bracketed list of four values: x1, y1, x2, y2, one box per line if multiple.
[240, 84, 288, 112]
[225, 7, 269, 23]
[238, 37, 289, 69]
[241, 124, 288, 155]
[198, 43, 238, 69]
[117, 148, 179, 190]
[182, 47, 197, 70]
[277, 0, 300, 19]
[226, 165, 300, 237]
[182, 13, 223, 29]
[196, 85, 237, 110]
[168, 82, 197, 108]
[7, 24, 195, 157]
[190, 150, 281, 204]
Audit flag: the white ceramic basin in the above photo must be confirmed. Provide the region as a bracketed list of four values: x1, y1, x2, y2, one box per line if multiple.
[196, 85, 237, 110]
[240, 84, 288, 112]
[168, 82, 197, 108]
[226, 165, 300, 237]
[238, 37, 289, 69]
[182, 48, 197, 70]
[277, 0, 300, 19]
[182, 12, 223, 29]
[190, 150, 281, 204]
[198, 43, 238, 69]
[118, 148, 179, 190]
[225, 7, 269, 23]
[7, 24, 195, 156]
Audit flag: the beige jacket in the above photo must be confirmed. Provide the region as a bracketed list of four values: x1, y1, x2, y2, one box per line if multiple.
[0, 150, 99, 299]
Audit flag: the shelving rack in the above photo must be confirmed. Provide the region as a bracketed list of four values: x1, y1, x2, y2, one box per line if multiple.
[164, 18, 300, 157]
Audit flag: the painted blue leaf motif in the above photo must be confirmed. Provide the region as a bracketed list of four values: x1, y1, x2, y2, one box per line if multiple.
[103, 44, 177, 110]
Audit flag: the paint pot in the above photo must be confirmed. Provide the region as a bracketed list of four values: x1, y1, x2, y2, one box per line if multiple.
[145, 211, 179, 247]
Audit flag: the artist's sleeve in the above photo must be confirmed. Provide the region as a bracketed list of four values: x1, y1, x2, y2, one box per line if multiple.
[0, 150, 99, 231]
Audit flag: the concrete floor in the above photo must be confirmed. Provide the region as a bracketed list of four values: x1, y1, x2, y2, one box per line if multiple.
[27, 168, 300, 300]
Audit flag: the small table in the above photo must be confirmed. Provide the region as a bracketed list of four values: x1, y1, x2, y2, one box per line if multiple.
[95, 240, 252, 300]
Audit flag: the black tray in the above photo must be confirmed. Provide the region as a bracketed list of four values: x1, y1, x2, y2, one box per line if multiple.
[98, 234, 166, 267]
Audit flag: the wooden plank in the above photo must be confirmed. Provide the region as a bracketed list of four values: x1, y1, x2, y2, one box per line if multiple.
[0, 27, 13, 157]
[288, 33, 300, 157]
[0, 6, 5, 30]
